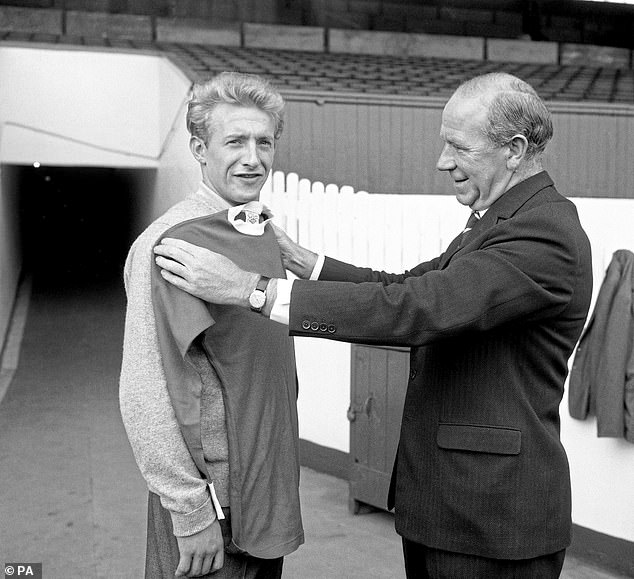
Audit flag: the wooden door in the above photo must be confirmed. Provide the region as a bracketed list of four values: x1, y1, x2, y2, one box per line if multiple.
[349, 345, 409, 513]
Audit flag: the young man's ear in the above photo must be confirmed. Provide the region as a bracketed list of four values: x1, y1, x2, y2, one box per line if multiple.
[506, 134, 529, 171]
[189, 136, 207, 165]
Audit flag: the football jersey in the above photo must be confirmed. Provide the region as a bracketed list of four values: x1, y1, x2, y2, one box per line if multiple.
[151, 202, 303, 558]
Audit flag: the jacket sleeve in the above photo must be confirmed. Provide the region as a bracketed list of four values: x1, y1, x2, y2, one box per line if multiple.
[625, 339, 634, 443]
[290, 202, 583, 347]
[319, 254, 442, 284]
[119, 229, 217, 537]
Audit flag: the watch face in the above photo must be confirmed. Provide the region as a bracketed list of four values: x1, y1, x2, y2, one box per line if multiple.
[249, 290, 266, 310]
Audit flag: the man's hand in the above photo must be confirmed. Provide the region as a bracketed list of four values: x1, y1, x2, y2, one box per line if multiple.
[154, 238, 257, 306]
[175, 520, 224, 577]
[271, 224, 318, 279]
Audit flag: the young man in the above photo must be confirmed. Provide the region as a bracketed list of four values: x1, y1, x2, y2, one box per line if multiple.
[119, 72, 303, 578]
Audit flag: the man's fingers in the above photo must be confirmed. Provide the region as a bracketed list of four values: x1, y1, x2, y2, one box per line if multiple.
[174, 553, 192, 577]
[211, 549, 224, 573]
[155, 255, 188, 278]
[200, 552, 217, 576]
[153, 243, 191, 267]
[158, 237, 200, 257]
[156, 239, 228, 268]
[159, 268, 191, 291]
[188, 555, 204, 577]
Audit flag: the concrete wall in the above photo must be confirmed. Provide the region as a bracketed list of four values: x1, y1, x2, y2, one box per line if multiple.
[487, 37, 558, 64]
[244, 22, 325, 52]
[295, 338, 351, 452]
[563, 198, 634, 544]
[0, 5, 62, 34]
[560, 43, 632, 68]
[329, 28, 484, 60]
[0, 164, 22, 359]
[0, 46, 168, 168]
[3, 0, 633, 50]
[149, 96, 199, 223]
[1, 6, 634, 68]
[65, 9, 152, 39]
[155, 18, 240, 46]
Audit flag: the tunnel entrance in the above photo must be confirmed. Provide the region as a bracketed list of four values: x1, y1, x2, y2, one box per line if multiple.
[17, 165, 152, 291]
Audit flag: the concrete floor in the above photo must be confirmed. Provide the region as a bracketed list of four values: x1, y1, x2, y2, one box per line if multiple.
[0, 278, 630, 579]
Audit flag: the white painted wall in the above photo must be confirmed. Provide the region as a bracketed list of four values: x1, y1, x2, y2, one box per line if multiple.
[149, 96, 199, 222]
[563, 199, 634, 543]
[0, 45, 189, 168]
[295, 338, 351, 452]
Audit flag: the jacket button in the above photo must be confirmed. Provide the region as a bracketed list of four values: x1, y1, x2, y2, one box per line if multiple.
[327, 324, 336, 333]
[310, 322, 320, 331]
[319, 323, 328, 332]
[409, 369, 417, 380]
[302, 320, 310, 330]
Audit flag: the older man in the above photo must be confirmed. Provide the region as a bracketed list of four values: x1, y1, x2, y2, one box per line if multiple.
[154, 73, 592, 578]
[120, 72, 303, 579]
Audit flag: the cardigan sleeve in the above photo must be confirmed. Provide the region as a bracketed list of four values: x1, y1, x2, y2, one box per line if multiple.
[119, 225, 217, 537]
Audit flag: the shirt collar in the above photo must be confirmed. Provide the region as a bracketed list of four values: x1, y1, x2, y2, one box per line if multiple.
[192, 182, 273, 236]
[228, 201, 273, 236]
[191, 181, 233, 213]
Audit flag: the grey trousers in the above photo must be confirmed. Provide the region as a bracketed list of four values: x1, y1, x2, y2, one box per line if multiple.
[145, 491, 283, 579]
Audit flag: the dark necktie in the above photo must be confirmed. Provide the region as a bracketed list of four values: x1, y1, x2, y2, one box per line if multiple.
[459, 211, 480, 247]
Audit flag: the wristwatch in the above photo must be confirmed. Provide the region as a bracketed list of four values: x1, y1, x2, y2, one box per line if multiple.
[248, 276, 270, 313]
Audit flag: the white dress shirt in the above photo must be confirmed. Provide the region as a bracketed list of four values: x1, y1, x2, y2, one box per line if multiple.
[269, 255, 324, 325]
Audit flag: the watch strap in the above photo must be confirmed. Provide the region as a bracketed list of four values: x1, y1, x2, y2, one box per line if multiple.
[256, 275, 271, 293]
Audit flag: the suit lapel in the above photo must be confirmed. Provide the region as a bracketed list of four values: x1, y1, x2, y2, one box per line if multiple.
[438, 233, 465, 268]
[438, 172, 554, 269]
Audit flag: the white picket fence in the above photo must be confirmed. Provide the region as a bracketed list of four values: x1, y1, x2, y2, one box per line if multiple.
[260, 170, 634, 302]
[260, 170, 471, 273]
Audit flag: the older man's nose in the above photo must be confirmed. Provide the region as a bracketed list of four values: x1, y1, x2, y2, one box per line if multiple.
[436, 145, 454, 171]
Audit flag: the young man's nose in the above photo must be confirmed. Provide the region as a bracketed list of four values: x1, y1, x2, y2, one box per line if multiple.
[242, 141, 260, 166]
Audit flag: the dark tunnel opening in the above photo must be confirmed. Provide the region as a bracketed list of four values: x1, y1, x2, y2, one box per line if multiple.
[17, 165, 152, 293]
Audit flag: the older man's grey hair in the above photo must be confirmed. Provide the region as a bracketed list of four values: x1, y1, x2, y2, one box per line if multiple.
[187, 71, 285, 143]
[456, 72, 553, 160]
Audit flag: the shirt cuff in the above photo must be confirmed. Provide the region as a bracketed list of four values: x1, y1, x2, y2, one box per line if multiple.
[310, 254, 325, 280]
[270, 279, 293, 325]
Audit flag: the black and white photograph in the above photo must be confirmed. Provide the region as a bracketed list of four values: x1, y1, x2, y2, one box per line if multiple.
[0, 1, 633, 578]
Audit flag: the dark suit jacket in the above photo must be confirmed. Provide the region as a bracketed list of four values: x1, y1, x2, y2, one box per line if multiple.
[569, 249, 634, 443]
[289, 172, 593, 559]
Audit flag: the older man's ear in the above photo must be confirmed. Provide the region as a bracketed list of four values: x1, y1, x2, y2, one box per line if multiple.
[506, 134, 529, 171]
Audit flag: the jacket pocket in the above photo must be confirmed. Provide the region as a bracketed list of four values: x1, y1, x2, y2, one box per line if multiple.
[437, 423, 521, 455]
